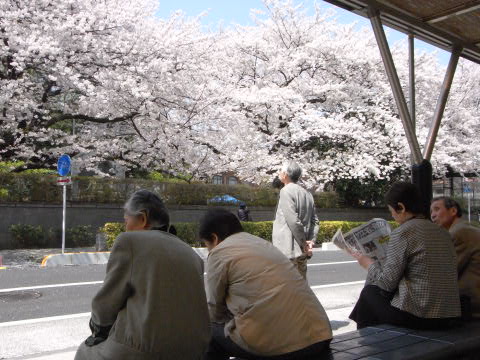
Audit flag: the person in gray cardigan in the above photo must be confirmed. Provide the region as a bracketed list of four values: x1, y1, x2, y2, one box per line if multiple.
[75, 190, 210, 360]
[272, 161, 319, 279]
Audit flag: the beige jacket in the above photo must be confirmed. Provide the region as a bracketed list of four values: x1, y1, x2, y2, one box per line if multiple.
[76, 230, 210, 360]
[272, 183, 319, 259]
[450, 220, 480, 318]
[206, 232, 332, 357]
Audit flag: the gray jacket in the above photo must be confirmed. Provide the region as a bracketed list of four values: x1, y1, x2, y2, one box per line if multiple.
[272, 183, 319, 259]
[75, 230, 210, 360]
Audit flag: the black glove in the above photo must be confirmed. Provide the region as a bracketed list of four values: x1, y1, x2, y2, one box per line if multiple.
[84, 318, 112, 347]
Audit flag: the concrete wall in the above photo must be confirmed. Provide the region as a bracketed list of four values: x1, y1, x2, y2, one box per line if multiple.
[0, 203, 389, 249]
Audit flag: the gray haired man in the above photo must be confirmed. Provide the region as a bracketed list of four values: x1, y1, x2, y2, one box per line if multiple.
[272, 161, 319, 279]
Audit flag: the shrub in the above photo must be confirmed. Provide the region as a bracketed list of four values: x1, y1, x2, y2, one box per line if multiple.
[0, 188, 8, 199]
[101, 222, 125, 249]
[314, 192, 340, 208]
[241, 221, 273, 241]
[101, 220, 397, 249]
[23, 168, 57, 175]
[318, 221, 365, 243]
[0, 161, 25, 173]
[147, 171, 189, 183]
[66, 225, 96, 247]
[174, 222, 202, 247]
[0, 172, 342, 208]
[9, 224, 96, 249]
[10, 224, 47, 248]
[48, 225, 96, 248]
[100, 222, 203, 249]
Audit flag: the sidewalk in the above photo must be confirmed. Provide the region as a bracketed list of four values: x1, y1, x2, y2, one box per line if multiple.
[0, 247, 97, 268]
[0, 246, 336, 268]
[15, 348, 77, 359]
[12, 306, 356, 360]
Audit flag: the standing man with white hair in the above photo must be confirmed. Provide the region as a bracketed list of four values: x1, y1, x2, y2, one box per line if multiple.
[272, 161, 319, 280]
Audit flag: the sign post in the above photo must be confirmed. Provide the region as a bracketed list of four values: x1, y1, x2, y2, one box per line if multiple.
[463, 185, 472, 223]
[57, 155, 72, 254]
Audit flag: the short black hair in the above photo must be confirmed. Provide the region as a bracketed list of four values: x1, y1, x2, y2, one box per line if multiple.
[199, 208, 243, 243]
[385, 182, 423, 214]
[432, 197, 463, 217]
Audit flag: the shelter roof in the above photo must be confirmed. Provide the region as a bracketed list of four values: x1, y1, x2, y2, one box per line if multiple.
[324, 0, 480, 64]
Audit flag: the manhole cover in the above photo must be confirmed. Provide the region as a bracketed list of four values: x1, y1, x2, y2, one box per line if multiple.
[0, 290, 42, 303]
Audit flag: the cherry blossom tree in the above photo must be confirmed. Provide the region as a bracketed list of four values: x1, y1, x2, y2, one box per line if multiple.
[203, 0, 480, 188]
[200, 0, 409, 188]
[1, 0, 478, 186]
[0, 0, 221, 178]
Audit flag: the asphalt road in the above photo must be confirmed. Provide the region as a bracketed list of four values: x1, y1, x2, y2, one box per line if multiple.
[0, 250, 366, 359]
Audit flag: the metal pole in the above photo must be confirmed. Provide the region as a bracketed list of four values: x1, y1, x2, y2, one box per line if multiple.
[468, 192, 471, 223]
[423, 47, 462, 160]
[368, 8, 423, 164]
[62, 184, 66, 254]
[408, 34, 415, 130]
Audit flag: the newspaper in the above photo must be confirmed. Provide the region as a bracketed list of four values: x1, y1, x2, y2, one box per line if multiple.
[332, 218, 391, 264]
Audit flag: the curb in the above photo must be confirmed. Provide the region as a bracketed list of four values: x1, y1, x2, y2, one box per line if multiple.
[41, 252, 110, 267]
[38, 246, 336, 267]
[39, 248, 210, 267]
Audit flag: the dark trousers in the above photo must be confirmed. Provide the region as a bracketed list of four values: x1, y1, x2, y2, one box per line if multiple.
[204, 323, 330, 360]
[349, 285, 459, 330]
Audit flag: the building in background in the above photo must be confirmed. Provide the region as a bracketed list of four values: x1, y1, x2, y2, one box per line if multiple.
[211, 172, 240, 185]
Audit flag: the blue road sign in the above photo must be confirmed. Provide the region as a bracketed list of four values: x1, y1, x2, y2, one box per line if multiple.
[57, 155, 71, 176]
[463, 185, 472, 193]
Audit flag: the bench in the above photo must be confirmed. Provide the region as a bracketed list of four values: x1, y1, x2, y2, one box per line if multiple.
[327, 321, 480, 359]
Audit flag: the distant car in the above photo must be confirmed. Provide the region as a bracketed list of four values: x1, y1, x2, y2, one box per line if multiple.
[208, 195, 241, 204]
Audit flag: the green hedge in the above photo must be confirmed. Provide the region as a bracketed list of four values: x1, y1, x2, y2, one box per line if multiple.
[0, 173, 340, 207]
[9, 224, 96, 249]
[100, 220, 397, 249]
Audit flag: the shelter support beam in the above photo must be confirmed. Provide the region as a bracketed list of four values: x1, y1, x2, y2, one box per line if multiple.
[423, 47, 462, 161]
[408, 34, 415, 130]
[368, 8, 423, 164]
[408, 34, 416, 165]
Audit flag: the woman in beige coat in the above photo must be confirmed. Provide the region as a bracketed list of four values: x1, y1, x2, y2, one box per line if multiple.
[75, 190, 210, 360]
[200, 208, 332, 360]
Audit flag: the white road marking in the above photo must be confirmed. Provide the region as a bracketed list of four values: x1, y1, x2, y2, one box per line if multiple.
[308, 261, 357, 266]
[0, 312, 91, 327]
[0, 279, 364, 327]
[310, 280, 365, 290]
[0, 281, 103, 293]
[0, 261, 358, 293]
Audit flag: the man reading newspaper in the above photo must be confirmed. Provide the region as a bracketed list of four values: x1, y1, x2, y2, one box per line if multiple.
[332, 218, 391, 265]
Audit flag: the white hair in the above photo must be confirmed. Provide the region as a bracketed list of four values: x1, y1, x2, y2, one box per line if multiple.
[124, 189, 169, 228]
[281, 161, 302, 183]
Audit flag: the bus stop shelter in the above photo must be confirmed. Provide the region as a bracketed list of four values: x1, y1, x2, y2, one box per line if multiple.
[322, 0, 480, 216]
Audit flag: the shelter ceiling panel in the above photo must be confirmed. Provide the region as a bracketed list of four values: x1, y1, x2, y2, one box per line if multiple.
[436, 11, 480, 42]
[322, 0, 480, 64]
[383, 0, 479, 19]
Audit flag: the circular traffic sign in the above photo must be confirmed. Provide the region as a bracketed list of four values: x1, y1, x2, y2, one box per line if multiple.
[57, 154, 71, 176]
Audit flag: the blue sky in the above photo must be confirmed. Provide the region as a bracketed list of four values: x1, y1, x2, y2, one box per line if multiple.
[156, 0, 450, 65]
